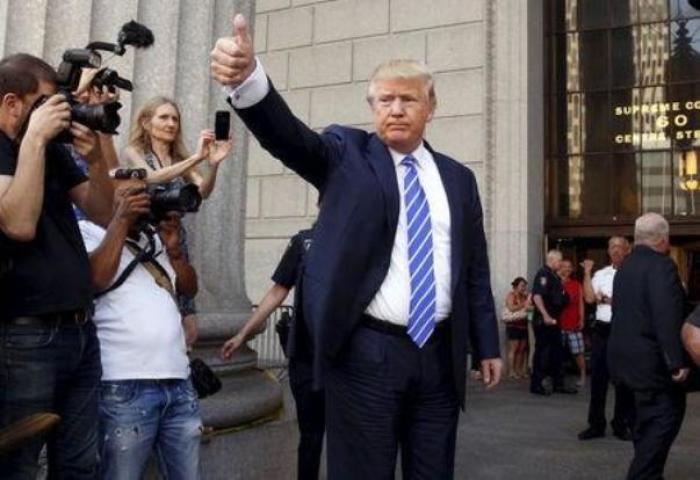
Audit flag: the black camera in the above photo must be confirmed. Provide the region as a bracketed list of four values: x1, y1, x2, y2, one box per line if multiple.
[31, 21, 154, 143]
[146, 182, 202, 225]
[53, 48, 122, 137]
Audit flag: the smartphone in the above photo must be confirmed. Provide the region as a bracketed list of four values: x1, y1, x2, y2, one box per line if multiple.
[215, 110, 231, 140]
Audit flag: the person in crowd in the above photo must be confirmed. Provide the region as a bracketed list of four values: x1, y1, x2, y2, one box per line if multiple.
[123, 96, 232, 198]
[211, 14, 502, 479]
[0, 53, 114, 478]
[608, 213, 688, 479]
[557, 259, 586, 387]
[79, 179, 202, 480]
[221, 225, 323, 480]
[503, 277, 530, 379]
[530, 250, 576, 395]
[123, 96, 233, 347]
[577, 236, 635, 441]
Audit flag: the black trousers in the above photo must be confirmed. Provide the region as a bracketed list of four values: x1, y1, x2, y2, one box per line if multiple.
[530, 323, 564, 390]
[627, 388, 686, 480]
[289, 359, 325, 480]
[325, 323, 459, 480]
[588, 322, 635, 430]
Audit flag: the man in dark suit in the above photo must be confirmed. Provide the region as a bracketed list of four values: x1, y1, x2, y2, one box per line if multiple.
[210, 14, 502, 479]
[608, 213, 689, 480]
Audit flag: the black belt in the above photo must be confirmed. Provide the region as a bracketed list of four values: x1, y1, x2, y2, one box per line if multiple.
[361, 314, 449, 337]
[5, 310, 91, 327]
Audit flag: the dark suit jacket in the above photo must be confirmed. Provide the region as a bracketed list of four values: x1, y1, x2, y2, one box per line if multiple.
[234, 83, 500, 406]
[608, 245, 686, 391]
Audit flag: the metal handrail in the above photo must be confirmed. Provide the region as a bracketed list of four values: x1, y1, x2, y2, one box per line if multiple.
[249, 304, 294, 370]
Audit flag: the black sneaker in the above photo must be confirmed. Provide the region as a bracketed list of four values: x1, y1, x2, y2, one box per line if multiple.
[578, 427, 605, 441]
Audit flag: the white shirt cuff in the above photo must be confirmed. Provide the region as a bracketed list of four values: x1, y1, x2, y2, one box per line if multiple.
[224, 58, 270, 109]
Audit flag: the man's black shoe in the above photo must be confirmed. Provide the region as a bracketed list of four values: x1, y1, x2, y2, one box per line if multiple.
[553, 386, 578, 394]
[612, 427, 633, 441]
[530, 386, 552, 396]
[578, 427, 605, 441]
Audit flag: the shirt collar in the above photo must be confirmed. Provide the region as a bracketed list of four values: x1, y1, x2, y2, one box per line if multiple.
[389, 142, 429, 170]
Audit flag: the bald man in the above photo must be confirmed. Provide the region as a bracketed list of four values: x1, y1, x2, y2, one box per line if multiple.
[530, 250, 576, 395]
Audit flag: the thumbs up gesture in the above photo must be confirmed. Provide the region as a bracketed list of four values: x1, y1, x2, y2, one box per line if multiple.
[210, 14, 256, 87]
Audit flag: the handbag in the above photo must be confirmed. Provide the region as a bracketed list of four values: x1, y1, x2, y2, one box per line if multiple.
[189, 357, 222, 399]
[501, 307, 528, 323]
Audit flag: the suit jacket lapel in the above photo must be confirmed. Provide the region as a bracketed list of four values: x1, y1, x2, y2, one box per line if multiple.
[430, 146, 465, 298]
[367, 135, 400, 243]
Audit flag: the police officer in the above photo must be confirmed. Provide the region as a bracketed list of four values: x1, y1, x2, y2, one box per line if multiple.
[221, 226, 322, 480]
[530, 250, 577, 395]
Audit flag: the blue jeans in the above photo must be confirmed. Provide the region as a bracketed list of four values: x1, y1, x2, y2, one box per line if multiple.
[99, 378, 202, 480]
[0, 319, 102, 479]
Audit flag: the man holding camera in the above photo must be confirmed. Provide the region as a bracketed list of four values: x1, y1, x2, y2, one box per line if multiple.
[78, 178, 202, 480]
[0, 53, 114, 478]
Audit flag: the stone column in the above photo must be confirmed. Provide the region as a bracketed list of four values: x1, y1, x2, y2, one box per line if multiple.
[487, 0, 545, 307]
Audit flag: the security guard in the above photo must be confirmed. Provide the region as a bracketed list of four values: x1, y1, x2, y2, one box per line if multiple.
[530, 250, 577, 395]
[221, 226, 322, 480]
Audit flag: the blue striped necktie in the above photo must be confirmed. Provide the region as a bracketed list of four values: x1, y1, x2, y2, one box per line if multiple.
[402, 155, 436, 347]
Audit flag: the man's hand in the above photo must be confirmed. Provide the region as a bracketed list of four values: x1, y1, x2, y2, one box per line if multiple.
[158, 214, 183, 257]
[480, 358, 503, 390]
[113, 180, 150, 227]
[70, 122, 100, 161]
[220, 332, 246, 360]
[543, 315, 557, 326]
[580, 259, 594, 275]
[24, 94, 71, 144]
[210, 14, 256, 87]
[671, 367, 690, 383]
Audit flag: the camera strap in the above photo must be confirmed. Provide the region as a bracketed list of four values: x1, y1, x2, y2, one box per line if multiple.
[94, 234, 175, 300]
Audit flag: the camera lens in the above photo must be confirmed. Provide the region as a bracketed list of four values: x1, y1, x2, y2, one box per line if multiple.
[71, 102, 121, 134]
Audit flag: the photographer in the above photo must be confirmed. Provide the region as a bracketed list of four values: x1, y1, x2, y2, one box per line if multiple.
[78, 179, 202, 480]
[0, 53, 114, 478]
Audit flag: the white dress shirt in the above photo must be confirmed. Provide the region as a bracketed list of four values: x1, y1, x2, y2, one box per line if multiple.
[229, 60, 453, 326]
[364, 146, 452, 325]
[591, 265, 616, 323]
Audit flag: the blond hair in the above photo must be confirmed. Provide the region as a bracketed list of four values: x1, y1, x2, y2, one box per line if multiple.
[366, 59, 437, 108]
[128, 96, 190, 162]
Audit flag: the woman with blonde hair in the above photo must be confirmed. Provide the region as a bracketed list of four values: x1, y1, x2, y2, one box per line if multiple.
[122, 96, 233, 346]
[123, 96, 232, 198]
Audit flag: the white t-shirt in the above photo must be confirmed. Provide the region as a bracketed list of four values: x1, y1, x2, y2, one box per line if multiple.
[591, 265, 616, 323]
[80, 221, 189, 381]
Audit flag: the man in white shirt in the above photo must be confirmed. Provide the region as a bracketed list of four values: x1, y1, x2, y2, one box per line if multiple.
[210, 14, 502, 480]
[578, 236, 635, 441]
[79, 180, 202, 480]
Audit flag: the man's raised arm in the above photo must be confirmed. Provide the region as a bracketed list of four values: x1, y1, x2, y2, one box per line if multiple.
[210, 14, 340, 189]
